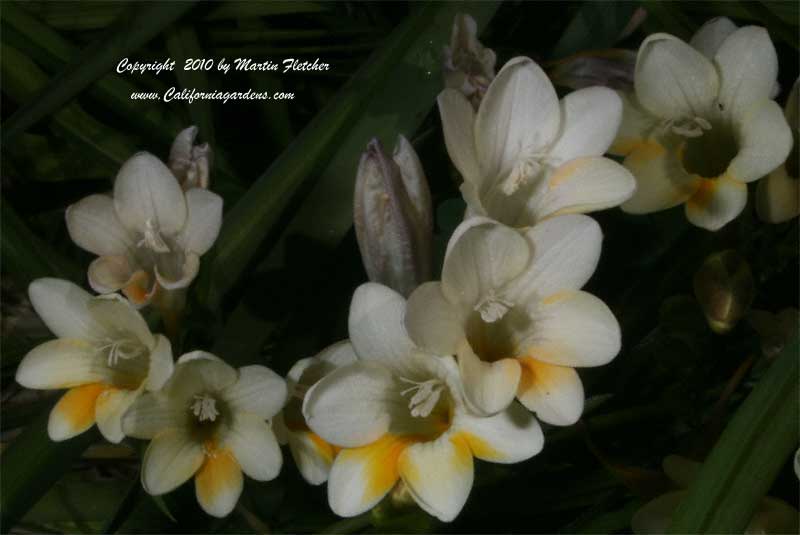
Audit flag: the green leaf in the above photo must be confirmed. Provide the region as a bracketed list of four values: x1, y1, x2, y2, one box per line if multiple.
[1, 1, 196, 145]
[0, 410, 98, 531]
[667, 337, 799, 533]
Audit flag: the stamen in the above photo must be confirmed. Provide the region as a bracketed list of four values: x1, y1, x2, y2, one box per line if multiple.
[399, 377, 444, 418]
[191, 394, 219, 422]
[138, 219, 171, 253]
[97, 339, 141, 367]
[474, 292, 514, 323]
[502, 156, 544, 195]
[666, 116, 712, 139]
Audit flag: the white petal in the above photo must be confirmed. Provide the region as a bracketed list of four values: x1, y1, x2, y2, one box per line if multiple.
[632, 491, 686, 534]
[287, 430, 337, 485]
[516, 359, 584, 426]
[87, 294, 154, 348]
[348, 283, 415, 363]
[520, 290, 621, 368]
[512, 214, 602, 301]
[178, 188, 223, 255]
[221, 365, 287, 419]
[47, 383, 105, 441]
[166, 353, 238, 404]
[95, 387, 141, 443]
[154, 251, 200, 291]
[620, 140, 699, 213]
[65, 194, 135, 256]
[141, 430, 204, 495]
[634, 33, 719, 118]
[398, 434, 474, 522]
[609, 91, 661, 157]
[405, 282, 465, 355]
[685, 176, 747, 231]
[145, 334, 174, 391]
[549, 87, 623, 164]
[225, 413, 282, 481]
[729, 99, 793, 183]
[16, 339, 109, 389]
[756, 165, 799, 223]
[302, 362, 394, 448]
[316, 340, 359, 368]
[476, 57, 560, 180]
[530, 157, 636, 220]
[455, 401, 543, 463]
[122, 392, 184, 439]
[195, 449, 243, 518]
[714, 26, 778, 117]
[113, 152, 187, 235]
[28, 278, 98, 339]
[690, 17, 737, 58]
[88, 255, 135, 294]
[327, 434, 408, 517]
[393, 134, 433, 234]
[442, 218, 530, 308]
[457, 342, 520, 416]
[438, 89, 481, 183]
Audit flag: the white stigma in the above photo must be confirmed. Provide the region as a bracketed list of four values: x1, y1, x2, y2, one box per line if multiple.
[97, 339, 141, 367]
[139, 219, 170, 253]
[475, 291, 514, 323]
[191, 394, 219, 422]
[502, 155, 544, 195]
[668, 116, 712, 138]
[400, 378, 445, 418]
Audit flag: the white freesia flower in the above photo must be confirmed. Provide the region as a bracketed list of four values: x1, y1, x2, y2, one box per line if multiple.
[611, 18, 793, 231]
[632, 455, 798, 534]
[66, 152, 223, 306]
[405, 216, 620, 421]
[438, 56, 636, 228]
[15, 278, 173, 443]
[757, 79, 799, 223]
[121, 352, 287, 517]
[169, 125, 213, 191]
[443, 13, 496, 108]
[302, 283, 544, 522]
[273, 341, 357, 485]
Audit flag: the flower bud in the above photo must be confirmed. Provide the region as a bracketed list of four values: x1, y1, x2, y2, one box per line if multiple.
[443, 13, 496, 108]
[168, 125, 212, 190]
[748, 308, 798, 359]
[547, 49, 637, 91]
[354, 136, 433, 297]
[693, 250, 754, 334]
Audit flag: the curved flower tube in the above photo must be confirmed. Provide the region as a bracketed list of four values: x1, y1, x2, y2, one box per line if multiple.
[66, 151, 223, 306]
[122, 352, 287, 517]
[302, 283, 544, 522]
[611, 17, 792, 230]
[404, 216, 620, 423]
[15, 278, 173, 443]
[438, 55, 635, 228]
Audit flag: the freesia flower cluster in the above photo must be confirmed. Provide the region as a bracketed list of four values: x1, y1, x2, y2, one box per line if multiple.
[13, 13, 797, 525]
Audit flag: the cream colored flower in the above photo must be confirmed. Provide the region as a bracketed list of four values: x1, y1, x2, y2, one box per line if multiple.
[439, 56, 635, 229]
[302, 283, 544, 522]
[15, 278, 173, 443]
[273, 341, 357, 485]
[122, 352, 287, 517]
[443, 13, 496, 108]
[169, 125, 212, 191]
[632, 455, 798, 534]
[66, 152, 223, 306]
[405, 216, 620, 421]
[611, 18, 792, 230]
[757, 79, 799, 223]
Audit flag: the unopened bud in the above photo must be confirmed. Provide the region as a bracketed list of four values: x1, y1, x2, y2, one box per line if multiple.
[354, 136, 433, 297]
[748, 308, 798, 359]
[443, 13, 496, 109]
[547, 49, 637, 91]
[169, 126, 213, 190]
[693, 250, 754, 334]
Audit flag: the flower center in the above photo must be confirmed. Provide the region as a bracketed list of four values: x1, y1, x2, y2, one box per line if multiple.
[474, 291, 514, 323]
[667, 113, 738, 179]
[191, 394, 219, 422]
[400, 378, 445, 418]
[664, 116, 712, 138]
[139, 219, 171, 253]
[96, 338, 145, 367]
[501, 153, 549, 195]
